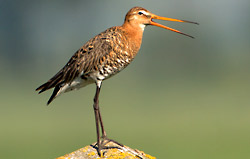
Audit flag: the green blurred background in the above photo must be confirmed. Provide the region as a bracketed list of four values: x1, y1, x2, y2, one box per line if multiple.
[1, 0, 250, 158]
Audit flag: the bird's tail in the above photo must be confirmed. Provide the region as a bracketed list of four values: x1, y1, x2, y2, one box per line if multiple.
[36, 71, 64, 105]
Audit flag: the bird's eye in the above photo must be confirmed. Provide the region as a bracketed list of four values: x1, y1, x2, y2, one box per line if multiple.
[138, 11, 143, 15]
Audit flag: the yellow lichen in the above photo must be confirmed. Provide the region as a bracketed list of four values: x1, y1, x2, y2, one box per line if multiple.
[87, 151, 96, 156]
[81, 147, 88, 152]
[57, 143, 156, 159]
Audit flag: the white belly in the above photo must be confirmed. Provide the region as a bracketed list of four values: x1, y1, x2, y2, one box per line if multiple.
[56, 76, 94, 97]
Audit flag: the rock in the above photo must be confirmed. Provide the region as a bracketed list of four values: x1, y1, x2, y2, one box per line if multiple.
[57, 141, 156, 159]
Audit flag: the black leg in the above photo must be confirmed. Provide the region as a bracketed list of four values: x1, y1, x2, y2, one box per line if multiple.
[93, 83, 123, 156]
[93, 83, 106, 138]
[98, 104, 107, 138]
[93, 84, 102, 155]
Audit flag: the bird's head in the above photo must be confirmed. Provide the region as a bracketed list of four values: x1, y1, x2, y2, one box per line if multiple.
[124, 7, 198, 38]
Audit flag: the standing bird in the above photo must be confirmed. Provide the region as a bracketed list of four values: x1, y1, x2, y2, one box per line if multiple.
[36, 6, 198, 155]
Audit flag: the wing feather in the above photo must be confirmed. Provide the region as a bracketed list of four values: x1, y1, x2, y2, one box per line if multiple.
[35, 27, 123, 104]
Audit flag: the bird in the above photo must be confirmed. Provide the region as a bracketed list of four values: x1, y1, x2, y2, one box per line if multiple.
[36, 6, 198, 156]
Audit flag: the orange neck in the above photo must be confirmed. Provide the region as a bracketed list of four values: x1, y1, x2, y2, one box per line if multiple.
[121, 21, 145, 54]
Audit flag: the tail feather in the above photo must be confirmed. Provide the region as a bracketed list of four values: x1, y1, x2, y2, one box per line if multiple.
[47, 85, 61, 105]
[36, 71, 64, 93]
[36, 82, 48, 93]
[36, 70, 64, 104]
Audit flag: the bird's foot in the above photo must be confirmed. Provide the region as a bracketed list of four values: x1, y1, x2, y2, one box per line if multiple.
[94, 136, 124, 156]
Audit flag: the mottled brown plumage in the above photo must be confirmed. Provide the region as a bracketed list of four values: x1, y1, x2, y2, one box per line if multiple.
[36, 6, 197, 156]
[36, 26, 141, 104]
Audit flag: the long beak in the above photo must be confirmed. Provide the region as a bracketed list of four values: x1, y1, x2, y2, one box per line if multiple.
[150, 14, 199, 38]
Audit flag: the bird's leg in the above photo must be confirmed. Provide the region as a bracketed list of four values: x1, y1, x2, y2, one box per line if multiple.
[94, 85, 107, 138]
[93, 84, 107, 138]
[93, 84, 109, 155]
[93, 85, 101, 155]
[93, 83, 124, 156]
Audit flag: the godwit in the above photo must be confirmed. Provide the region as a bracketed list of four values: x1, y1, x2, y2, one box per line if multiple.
[36, 6, 198, 155]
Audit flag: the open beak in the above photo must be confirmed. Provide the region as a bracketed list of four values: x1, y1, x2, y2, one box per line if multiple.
[150, 14, 199, 38]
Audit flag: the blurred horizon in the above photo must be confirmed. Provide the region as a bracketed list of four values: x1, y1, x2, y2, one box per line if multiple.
[1, 0, 250, 159]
